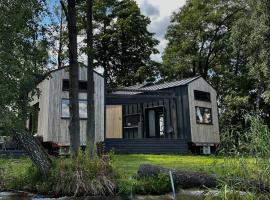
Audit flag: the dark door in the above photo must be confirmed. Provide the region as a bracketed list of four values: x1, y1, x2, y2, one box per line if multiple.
[146, 107, 165, 138]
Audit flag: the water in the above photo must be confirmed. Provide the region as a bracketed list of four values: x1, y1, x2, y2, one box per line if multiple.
[0, 191, 208, 200]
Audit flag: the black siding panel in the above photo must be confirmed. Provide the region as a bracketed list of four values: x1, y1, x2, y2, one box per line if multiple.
[105, 139, 189, 154]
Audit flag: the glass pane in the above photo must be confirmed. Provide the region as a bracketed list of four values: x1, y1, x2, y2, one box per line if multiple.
[62, 99, 70, 118]
[196, 107, 212, 124]
[159, 114, 164, 136]
[62, 99, 88, 119]
[194, 90, 211, 102]
[79, 100, 87, 118]
[125, 114, 140, 127]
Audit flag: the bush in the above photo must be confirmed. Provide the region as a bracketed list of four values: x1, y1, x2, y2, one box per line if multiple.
[118, 173, 171, 195]
[25, 151, 118, 196]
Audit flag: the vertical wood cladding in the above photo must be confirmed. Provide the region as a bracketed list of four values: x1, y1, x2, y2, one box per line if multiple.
[29, 66, 105, 145]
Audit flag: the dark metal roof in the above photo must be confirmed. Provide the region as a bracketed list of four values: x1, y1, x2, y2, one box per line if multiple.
[112, 76, 201, 95]
[140, 76, 201, 91]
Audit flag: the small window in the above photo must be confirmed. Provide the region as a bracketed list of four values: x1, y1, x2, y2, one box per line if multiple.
[62, 80, 88, 92]
[124, 114, 140, 127]
[195, 107, 212, 124]
[61, 99, 88, 119]
[194, 90, 211, 102]
[79, 81, 87, 91]
[63, 80, 69, 91]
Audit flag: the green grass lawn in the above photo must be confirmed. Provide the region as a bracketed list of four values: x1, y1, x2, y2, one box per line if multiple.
[112, 154, 255, 178]
[0, 154, 258, 189]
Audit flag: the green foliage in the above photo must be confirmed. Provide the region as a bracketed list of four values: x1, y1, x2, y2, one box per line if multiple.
[2, 155, 270, 197]
[161, 0, 270, 139]
[117, 173, 170, 195]
[162, 0, 241, 79]
[218, 114, 270, 157]
[247, 115, 270, 158]
[0, 0, 49, 132]
[91, 0, 159, 87]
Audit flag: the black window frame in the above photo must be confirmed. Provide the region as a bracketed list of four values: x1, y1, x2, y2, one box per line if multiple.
[62, 79, 88, 92]
[195, 106, 213, 125]
[194, 90, 211, 102]
[124, 113, 141, 128]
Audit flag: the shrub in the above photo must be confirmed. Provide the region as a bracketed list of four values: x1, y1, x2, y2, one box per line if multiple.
[25, 151, 118, 196]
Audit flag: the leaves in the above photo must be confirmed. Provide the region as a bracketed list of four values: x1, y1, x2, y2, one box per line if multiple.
[0, 0, 49, 131]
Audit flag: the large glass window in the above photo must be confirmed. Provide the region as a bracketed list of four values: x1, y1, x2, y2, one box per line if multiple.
[61, 99, 87, 119]
[194, 90, 211, 102]
[195, 107, 212, 124]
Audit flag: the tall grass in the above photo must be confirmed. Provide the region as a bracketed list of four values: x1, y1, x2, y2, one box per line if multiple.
[17, 150, 118, 196]
[210, 114, 270, 199]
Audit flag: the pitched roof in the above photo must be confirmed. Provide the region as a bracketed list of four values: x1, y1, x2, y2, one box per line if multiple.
[140, 76, 201, 91]
[112, 76, 201, 95]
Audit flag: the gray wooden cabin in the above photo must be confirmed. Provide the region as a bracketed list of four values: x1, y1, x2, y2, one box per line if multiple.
[105, 76, 220, 154]
[27, 66, 105, 148]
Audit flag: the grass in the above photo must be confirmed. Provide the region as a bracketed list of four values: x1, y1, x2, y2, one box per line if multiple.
[0, 154, 263, 197]
[0, 154, 256, 181]
[112, 154, 255, 177]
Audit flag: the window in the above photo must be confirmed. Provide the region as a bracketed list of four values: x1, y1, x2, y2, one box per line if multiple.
[124, 114, 140, 127]
[62, 80, 88, 92]
[195, 107, 212, 124]
[29, 103, 39, 133]
[79, 81, 87, 91]
[194, 90, 211, 102]
[159, 113, 165, 136]
[61, 99, 88, 119]
[62, 80, 69, 91]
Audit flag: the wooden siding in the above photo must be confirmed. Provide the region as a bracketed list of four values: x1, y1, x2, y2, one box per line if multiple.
[187, 77, 220, 144]
[28, 78, 50, 140]
[31, 67, 104, 145]
[105, 139, 188, 154]
[159, 87, 191, 140]
[106, 105, 123, 138]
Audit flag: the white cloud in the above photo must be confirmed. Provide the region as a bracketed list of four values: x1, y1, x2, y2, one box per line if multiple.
[135, 0, 186, 62]
[140, 0, 160, 17]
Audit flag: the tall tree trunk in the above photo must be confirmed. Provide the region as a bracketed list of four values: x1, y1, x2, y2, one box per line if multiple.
[61, 0, 80, 158]
[86, 0, 95, 157]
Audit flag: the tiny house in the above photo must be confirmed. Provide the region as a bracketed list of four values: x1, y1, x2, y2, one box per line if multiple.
[28, 69, 219, 154]
[105, 76, 220, 154]
[27, 66, 105, 151]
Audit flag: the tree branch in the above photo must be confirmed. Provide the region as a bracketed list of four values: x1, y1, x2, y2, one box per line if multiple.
[60, 0, 68, 20]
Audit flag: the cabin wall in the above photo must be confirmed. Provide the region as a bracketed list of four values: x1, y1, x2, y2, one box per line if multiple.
[119, 99, 178, 139]
[42, 67, 104, 145]
[161, 87, 191, 140]
[28, 79, 50, 140]
[187, 78, 220, 144]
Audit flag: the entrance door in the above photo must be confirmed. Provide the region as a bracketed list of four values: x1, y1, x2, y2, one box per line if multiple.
[146, 107, 165, 138]
[106, 105, 123, 138]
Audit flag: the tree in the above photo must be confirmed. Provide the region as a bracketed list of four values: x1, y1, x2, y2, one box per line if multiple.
[162, 0, 243, 80]
[60, 0, 80, 158]
[86, 0, 95, 156]
[0, 0, 52, 175]
[0, 0, 48, 131]
[160, 0, 249, 150]
[230, 0, 270, 113]
[93, 0, 159, 87]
